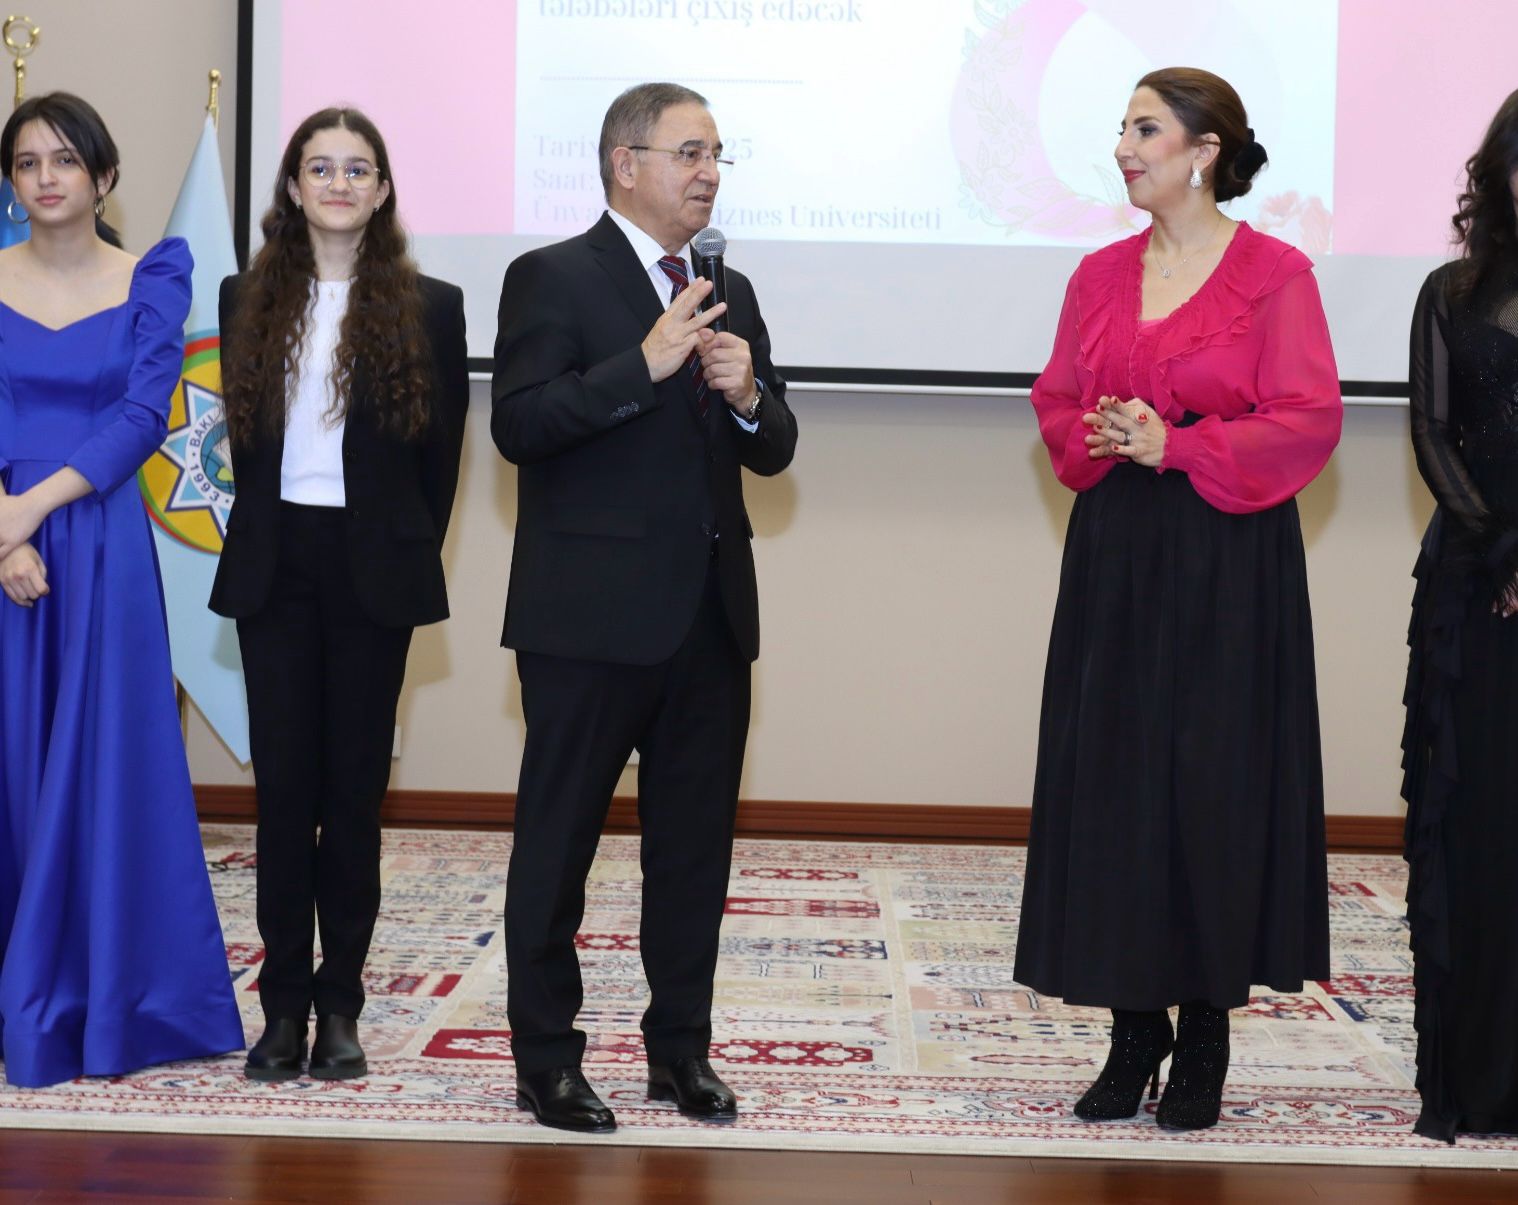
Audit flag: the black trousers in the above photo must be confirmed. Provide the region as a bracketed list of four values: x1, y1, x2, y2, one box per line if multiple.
[506, 554, 751, 1074]
[237, 503, 413, 1022]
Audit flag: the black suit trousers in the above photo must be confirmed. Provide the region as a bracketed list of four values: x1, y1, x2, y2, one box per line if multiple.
[237, 503, 413, 1022]
[506, 554, 750, 1073]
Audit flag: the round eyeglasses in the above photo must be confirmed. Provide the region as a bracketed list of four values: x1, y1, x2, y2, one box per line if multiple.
[300, 158, 382, 189]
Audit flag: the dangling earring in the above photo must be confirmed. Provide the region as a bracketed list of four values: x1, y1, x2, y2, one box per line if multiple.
[1189, 165, 1203, 190]
[6, 198, 27, 224]
[94, 196, 105, 218]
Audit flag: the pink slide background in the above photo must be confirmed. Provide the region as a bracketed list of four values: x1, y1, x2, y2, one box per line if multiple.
[279, 1, 516, 236]
[270, 3, 1518, 257]
[1335, 0, 1513, 255]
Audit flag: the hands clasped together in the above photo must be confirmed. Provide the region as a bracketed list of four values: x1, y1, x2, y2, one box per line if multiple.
[640, 277, 757, 413]
[0, 493, 47, 607]
[1083, 395, 1166, 468]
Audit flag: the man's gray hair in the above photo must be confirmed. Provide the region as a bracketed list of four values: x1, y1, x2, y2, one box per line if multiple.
[599, 82, 709, 201]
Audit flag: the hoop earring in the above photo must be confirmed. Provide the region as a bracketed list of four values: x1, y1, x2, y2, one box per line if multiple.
[6, 198, 27, 224]
[1189, 166, 1203, 190]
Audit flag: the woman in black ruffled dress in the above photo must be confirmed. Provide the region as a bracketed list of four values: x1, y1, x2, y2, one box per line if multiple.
[1402, 87, 1518, 1143]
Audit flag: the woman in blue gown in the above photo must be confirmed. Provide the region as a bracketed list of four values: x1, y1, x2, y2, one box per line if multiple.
[0, 93, 243, 1086]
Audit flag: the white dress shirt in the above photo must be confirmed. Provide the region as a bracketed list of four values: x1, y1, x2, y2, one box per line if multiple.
[280, 279, 350, 506]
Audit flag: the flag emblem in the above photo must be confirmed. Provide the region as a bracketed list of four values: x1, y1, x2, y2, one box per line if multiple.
[139, 333, 235, 553]
[136, 105, 250, 760]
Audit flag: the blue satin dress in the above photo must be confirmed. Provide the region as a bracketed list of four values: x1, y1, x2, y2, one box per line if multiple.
[0, 238, 244, 1087]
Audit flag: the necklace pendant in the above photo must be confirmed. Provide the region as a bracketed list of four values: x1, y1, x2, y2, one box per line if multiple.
[1158, 266, 1172, 279]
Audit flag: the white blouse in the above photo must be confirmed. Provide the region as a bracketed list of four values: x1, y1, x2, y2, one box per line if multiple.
[279, 279, 350, 506]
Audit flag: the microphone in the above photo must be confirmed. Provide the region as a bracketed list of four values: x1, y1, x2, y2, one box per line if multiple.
[691, 226, 728, 334]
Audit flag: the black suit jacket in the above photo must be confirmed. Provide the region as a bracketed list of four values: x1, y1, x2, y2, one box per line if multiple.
[492, 211, 797, 665]
[209, 273, 470, 628]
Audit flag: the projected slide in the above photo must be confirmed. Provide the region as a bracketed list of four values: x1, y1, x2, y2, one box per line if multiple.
[251, 0, 1518, 380]
[513, 1, 1335, 251]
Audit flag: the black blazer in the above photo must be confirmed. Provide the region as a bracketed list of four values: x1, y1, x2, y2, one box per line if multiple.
[209, 273, 470, 628]
[492, 211, 797, 666]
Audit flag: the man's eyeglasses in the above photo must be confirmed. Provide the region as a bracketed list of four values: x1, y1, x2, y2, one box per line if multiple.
[627, 145, 735, 170]
[299, 158, 382, 189]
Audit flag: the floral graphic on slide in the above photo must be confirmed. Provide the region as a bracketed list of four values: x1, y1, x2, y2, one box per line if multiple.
[951, 0, 1138, 242]
[950, 0, 1334, 251]
[1253, 191, 1333, 257]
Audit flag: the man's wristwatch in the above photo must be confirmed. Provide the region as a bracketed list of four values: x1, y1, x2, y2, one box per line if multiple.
[743, 384, 763, 423]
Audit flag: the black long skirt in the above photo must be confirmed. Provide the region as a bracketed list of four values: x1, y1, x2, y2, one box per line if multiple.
[1014, 461, 1330, 1010]
[1402, 511, 1518, 1142]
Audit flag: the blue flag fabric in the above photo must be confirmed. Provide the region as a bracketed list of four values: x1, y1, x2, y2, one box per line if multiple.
[136, 114, 249, 762]
[0, 179, 29, 248]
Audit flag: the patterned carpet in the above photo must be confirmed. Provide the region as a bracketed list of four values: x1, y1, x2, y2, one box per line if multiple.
[1, 824, 1514, 1167]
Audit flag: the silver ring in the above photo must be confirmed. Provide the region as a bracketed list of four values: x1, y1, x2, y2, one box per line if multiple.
[1122, 431, 1132, 446]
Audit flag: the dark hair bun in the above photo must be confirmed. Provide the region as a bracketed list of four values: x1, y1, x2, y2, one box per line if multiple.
[1235, 136, 1268, 181]
[1219, 130, 1268, 201]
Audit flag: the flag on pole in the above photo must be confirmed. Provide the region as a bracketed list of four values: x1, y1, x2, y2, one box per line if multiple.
[0, 178, 28, 248]
[137, 112, 249, 761]
[1, 16, 37, 250]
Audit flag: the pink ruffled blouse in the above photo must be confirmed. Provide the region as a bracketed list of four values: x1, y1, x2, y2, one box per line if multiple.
[1031, 221, 1343, 514]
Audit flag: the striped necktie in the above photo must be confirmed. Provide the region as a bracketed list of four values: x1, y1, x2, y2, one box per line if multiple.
[656, 255, 709, 417]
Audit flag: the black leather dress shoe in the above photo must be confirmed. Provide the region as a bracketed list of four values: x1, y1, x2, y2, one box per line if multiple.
[309, 1014, 368, 1080]
[515, 1067, 617, 1132]
[244, 1017, 308, 1082]
[647, 1056, 738, 1122]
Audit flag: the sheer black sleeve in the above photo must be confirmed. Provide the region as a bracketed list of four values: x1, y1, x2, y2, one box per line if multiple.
[1410, 269, 1518, 579]
[1411, 273, 1485, 527]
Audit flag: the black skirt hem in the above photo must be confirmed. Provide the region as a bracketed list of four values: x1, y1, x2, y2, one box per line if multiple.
[1013, 971, 1329, 1014]
[1414, 1108, 1518, 1145]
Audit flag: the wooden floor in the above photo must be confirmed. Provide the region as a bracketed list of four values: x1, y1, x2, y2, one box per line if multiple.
[2, 1131, 1517, 1204]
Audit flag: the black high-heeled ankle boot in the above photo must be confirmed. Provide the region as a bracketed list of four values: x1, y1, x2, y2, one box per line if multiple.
[1073, 1008, 1174, 1120]
[1155, 1001, 1230, 1130]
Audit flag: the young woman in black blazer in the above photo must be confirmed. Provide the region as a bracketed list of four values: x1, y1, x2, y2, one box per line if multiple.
[211, 107, 468, 1081]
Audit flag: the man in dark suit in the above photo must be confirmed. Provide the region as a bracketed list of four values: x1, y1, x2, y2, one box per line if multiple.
[492, 82, 797, 1132]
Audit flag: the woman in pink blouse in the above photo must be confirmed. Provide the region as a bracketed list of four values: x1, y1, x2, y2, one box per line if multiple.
[1014, 68, 1342, 1131]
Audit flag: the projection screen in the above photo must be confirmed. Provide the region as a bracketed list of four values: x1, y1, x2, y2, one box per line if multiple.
[244, 0, 1518, 392]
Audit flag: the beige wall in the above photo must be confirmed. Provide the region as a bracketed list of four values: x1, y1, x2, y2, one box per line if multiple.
[21, 1, 1430, 818]
[184, 390, 1432, 818]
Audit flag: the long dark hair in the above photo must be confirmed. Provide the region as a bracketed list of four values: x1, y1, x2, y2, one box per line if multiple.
[222, 107, 431, 448]
[1136, 67, 1268, 203]
[0, 91, 123, 246]
[1450, 88, 1518, 299]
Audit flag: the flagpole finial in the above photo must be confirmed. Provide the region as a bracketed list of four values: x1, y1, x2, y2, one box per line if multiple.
[207, 68, 221, 130]
[3, 16, 39, 110]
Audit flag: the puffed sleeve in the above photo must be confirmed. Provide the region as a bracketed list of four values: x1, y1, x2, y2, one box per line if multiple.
[1030, 273, 1115, 492]
[1159, 269, 1342, 514]
[66, 237, 192, 496]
